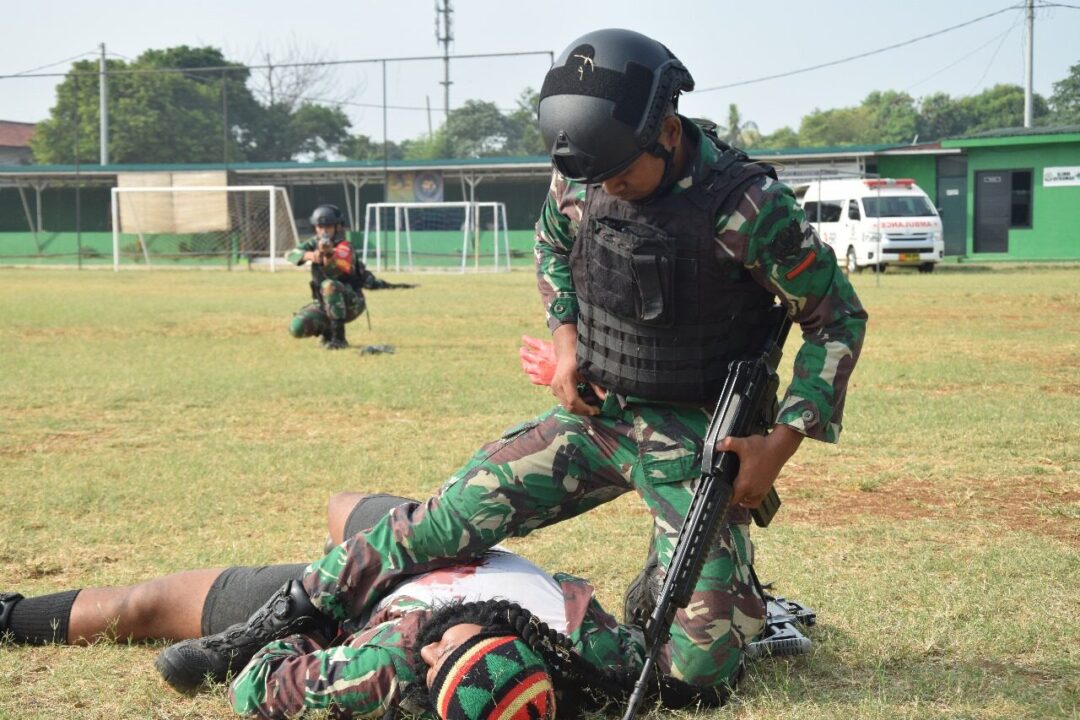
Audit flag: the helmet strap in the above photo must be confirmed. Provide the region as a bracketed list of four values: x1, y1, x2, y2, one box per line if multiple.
[637, 141, 678, 204]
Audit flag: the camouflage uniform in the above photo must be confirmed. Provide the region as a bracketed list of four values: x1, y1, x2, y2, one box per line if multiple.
[286, 238, 366, 339]
[299, 120, 866, 689]
[231, 553, 643, 718]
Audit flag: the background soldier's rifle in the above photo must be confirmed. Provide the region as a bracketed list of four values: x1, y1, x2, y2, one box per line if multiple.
[621, 306, 793, 720]
[309, 238, 335, 303]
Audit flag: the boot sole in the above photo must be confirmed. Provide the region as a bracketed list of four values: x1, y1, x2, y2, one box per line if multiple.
[154, 644, 214, 696]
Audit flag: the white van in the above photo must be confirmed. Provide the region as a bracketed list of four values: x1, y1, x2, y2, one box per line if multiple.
[794, 178, 944, 273]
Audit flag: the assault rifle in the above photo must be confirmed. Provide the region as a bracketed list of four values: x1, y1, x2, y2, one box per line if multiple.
[621, 307, 793, 720]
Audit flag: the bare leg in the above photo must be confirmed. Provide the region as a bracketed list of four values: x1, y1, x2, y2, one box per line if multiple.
[67, 568, 225, 644]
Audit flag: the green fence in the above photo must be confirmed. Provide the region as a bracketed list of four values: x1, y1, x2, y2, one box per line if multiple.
[0, 229, 539, 269]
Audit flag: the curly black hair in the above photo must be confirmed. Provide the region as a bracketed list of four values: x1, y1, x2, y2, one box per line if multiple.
[405, 598, 738, 717]
[408, 598, 633, 717]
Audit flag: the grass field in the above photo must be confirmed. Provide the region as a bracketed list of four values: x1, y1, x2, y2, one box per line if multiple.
[0, 266, 1077, 720]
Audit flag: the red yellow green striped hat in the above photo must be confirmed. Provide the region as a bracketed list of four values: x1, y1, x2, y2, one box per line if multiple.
[430, 632, 557, 720]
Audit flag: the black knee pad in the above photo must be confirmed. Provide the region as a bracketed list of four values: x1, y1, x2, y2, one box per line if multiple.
[342, 494, 418, 539]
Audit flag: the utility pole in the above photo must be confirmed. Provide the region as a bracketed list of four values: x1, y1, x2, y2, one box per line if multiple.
[1024, 0, 1034, 128]
[99, 42, 108, 165]
[435, 0, 453, 119]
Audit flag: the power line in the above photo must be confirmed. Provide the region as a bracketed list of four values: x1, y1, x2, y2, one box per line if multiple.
[11, 50, 99, 76]
[696, 4, 1024, 93]
[903, 23, 1018, 92]
[967, 14, 1023, 95]
[301, 93, 522, 115]
[0, 50, 553, 81]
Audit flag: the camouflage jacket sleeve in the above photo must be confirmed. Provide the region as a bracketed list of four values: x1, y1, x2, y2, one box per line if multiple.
[534, 170, 585, 333]
[229, 614, 421, 719]
[285, 238, 318, 266]
[716, 175, 867, 442]
[555, 573, 645, 673]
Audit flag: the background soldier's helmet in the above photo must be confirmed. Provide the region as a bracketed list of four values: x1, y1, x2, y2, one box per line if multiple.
[537, 28, 695, 184]
[309, 204, 345, 227]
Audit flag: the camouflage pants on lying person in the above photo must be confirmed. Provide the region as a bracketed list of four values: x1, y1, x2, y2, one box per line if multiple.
[302, 395, 766, 689]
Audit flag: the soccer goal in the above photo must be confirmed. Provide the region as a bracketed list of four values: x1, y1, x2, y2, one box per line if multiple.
[110, 185, 299, 271]
[362, 201, 511, 273]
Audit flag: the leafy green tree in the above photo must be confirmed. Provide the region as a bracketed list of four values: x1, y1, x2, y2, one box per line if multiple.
[862, 90, 919, 144]
[1048, 61, 1080, 125]
[755, 126, 800, 149]
[340, 134, 404, 162]
[955, 84, 1048, 134]
[400, 134, 445, 161]
[915, 92, 971, 142]
[712, 104, 760, 148]
[441, 100, 514, 157]
[32, 46, 352, 164]
[798, 105, 875, 146]
[241, 102, 351, 161]
[504, 89, 545, 156]
[33, 48, 255, 164]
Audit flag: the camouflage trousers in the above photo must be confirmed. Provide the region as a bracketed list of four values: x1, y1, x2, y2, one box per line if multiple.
[288, 280, 365, 338]
[302, 395, 766, 688]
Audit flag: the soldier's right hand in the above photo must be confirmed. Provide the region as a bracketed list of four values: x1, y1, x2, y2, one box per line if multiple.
[549, 325, 600, 416]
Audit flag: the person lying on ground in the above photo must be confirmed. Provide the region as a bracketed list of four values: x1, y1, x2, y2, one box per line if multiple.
[2, 493, 706, 719]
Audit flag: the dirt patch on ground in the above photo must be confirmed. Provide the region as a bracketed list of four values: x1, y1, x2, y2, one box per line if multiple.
[0, 428, 117, 460]
[781, 469, 1080, 545]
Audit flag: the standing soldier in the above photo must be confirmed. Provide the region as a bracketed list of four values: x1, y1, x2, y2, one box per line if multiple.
[286, 204, 367, 350]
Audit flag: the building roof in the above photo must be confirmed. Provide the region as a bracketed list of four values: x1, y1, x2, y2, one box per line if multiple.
[0, 121, 35, 148]
[942, 125, 1080, 148]
[750, 143, 898, 158]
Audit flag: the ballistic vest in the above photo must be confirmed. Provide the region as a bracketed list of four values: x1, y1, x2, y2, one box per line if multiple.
[569, 146, 778, 404]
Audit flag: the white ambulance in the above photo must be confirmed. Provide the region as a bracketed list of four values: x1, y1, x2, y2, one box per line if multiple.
[794, 178, 944, 273]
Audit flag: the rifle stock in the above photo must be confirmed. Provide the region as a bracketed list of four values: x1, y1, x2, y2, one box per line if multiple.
[621, 310, 793, 720]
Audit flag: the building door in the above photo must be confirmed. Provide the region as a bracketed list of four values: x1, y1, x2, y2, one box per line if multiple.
[974, 171, 1010, 253]
[936, 156, 967, 256]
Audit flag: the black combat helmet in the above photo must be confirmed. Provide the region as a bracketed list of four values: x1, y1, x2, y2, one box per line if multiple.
[537, 28, 694, 184]
[309, 204, 344, 227]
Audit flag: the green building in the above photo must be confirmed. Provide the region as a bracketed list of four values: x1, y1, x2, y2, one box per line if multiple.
[878, 126, 1080, 262]
[1, 126, 1077, 267]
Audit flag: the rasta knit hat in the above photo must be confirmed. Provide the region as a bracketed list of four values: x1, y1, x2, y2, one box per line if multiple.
[429, 632, 557, 720]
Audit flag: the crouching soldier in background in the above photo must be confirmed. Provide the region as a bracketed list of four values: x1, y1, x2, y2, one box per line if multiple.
[286, 204, 367, 350]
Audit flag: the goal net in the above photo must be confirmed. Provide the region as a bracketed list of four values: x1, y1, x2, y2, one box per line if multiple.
[362, 202, 511, 272]
[110, 186, 299, 270]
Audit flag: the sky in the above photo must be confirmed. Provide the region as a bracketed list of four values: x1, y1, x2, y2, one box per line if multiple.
[1, 0, 1077, 144]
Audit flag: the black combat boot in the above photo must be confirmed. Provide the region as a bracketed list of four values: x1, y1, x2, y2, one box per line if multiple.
[155, 580, 328, 694]
[623, 543, 661, 631]
[0, 592, 23, 635]
[323, 320, 349, 350]
[319, 324, 334, 348]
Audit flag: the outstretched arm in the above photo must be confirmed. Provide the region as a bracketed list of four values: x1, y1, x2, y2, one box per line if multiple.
[231, 624, 414, 719]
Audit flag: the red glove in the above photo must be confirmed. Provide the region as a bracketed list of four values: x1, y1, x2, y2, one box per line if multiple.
[518, 334, 556, 386]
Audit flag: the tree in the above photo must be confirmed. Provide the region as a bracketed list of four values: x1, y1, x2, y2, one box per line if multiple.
[716, 104, 759, 147]
[956, 84, 1049, 134]
[504, 89, 545, 156]
[441, 100, 514, 157]
[31, 45, 353, 164]
[340, 134, 404, 162]
[756, 126, 800, 149]
[861, 91, 919, 144]
[916, 92, 971, 142]
[32, 48, 255, 164]
[1048, 61, 1080, 125]
[241, 102, 351, 161]
[798, 105, 875, 146]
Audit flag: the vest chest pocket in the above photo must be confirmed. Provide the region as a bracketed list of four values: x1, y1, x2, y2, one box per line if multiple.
[586, 218, 676, 326]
